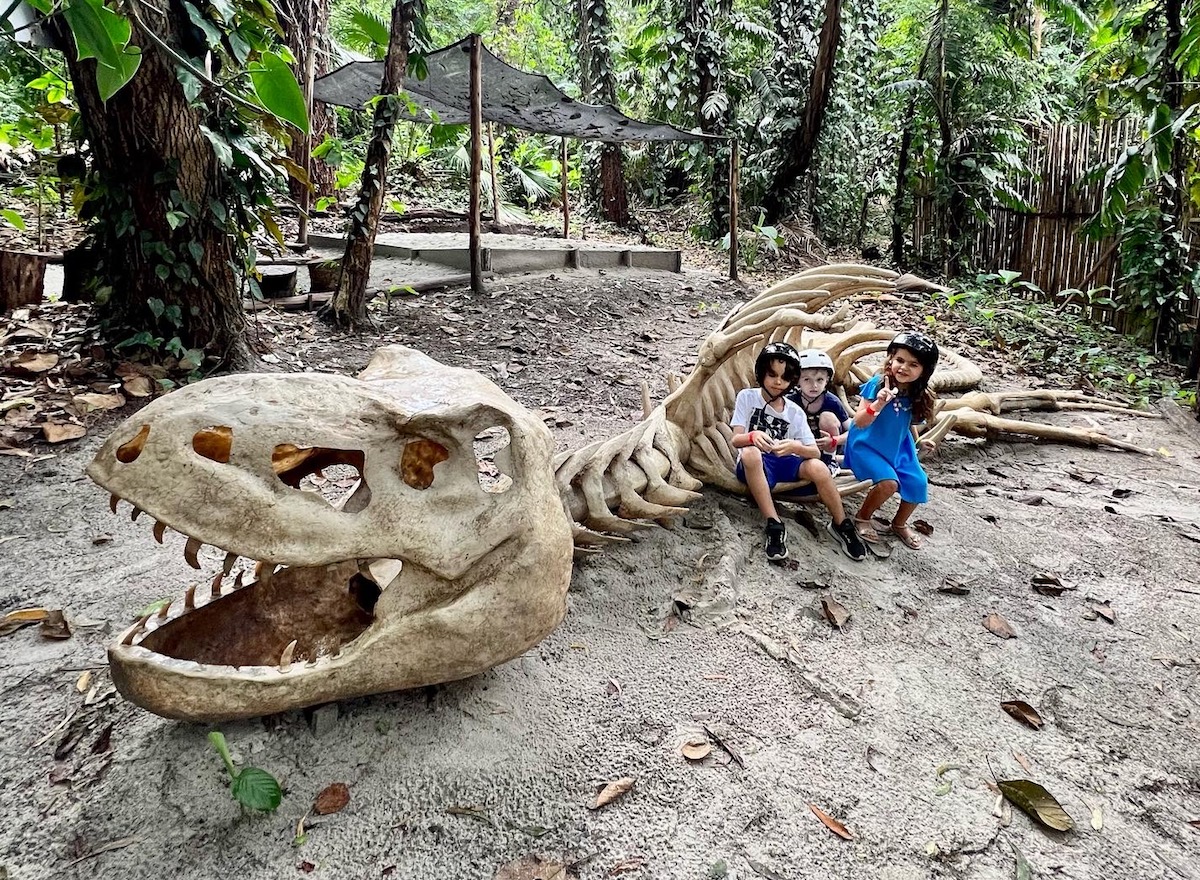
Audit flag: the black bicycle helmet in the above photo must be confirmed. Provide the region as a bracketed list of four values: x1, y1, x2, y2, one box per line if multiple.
[887, 331, 939, 374]
[754, 341, 802, 386]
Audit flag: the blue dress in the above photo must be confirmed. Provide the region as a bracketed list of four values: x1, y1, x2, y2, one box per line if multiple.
[844, 375, 928, 503]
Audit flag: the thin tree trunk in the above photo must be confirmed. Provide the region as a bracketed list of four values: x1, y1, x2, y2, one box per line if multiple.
[762, 0, 843, 222]
[579, 0, 630, 226]
[280, 0, 336, 202]
[60, 20, 250, 367]
[1157, 0, 1186, 356]
[328, 0, 413, 329]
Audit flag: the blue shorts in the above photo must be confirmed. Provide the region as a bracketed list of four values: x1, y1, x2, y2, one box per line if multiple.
[736, 453, 804, 489]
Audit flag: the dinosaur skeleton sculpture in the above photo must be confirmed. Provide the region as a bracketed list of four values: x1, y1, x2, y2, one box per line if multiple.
[89, 264, 1151, 720]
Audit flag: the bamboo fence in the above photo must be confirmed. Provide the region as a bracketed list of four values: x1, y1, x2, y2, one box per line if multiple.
[911, 120, 1200, 333]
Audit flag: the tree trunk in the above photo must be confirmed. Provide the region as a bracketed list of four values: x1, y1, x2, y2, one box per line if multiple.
[279, 0, 336, 201]
[61, 22, 250, 367]
[1155, 0, 1187, 355]
[579, 0, 631, 227]
[762, 0, 843, 222]
[328, 0, 413, 329]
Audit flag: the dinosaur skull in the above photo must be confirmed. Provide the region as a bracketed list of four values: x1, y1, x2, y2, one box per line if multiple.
[88, 346, 573, 721]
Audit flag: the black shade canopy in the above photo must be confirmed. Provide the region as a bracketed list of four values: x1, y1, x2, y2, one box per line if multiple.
[314, 36, 720, 143]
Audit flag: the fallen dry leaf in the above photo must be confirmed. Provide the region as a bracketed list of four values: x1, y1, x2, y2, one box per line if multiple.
[808, 803, 854, 840]
[938, 575, 971, 595]
[1087, 600, 1116, 624]
[1001, 700, 1043, 730]
[681, 740, 711, 761]
[72, 392, 125, 412]
[1090, 803, 1103, 831]
[984, 612, 1017, 639]
[1187, 818, 1200, 830]
[912, 519, 933, 536]
[997, 778, 1074, 832]
[12, 351, 58, 373]
[1013, 752, 1033, 773]
[1031, 574, 1072, 597]
[820, 597, 850, 629]
[76, 670, 92, 693]
[40, 609, 71, 640]
[493, 854, 569, 880]
[605, 856, 646, 876]
[5, 607, 49, 623]
[42, 422, 86, 443]
[122, 375, 154, 398]
[589, 777, 635, 810]
[313, 782, 350, 815]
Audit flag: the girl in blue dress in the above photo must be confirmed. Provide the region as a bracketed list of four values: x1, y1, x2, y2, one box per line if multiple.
[844, 332, 939, 550]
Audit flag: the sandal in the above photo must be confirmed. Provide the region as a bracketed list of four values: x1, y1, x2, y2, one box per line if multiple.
[883, 521, 923, 550]
[853, 516, 885, 545]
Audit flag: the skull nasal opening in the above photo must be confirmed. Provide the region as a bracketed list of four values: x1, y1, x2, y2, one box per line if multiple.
[273, 444, 371, 511]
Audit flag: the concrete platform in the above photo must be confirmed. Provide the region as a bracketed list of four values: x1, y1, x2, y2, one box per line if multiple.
[307, 231, 683, 274]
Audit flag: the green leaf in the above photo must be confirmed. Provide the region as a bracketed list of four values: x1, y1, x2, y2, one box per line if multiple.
[1, 209, 25, 231]
[199, 125, 233, 168]
[249, 52, 308, 134]
[997, 779, 1074, 832]
[179, 348, 204, 371]
[62, 0, 142, 101]
[231, 767, 282, 812]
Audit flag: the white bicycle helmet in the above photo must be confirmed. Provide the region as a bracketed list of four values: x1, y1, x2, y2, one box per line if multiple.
[797, 349, 834, 376]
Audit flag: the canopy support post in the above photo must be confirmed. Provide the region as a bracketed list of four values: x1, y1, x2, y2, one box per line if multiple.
[561, 137, 570, 239]
[469, 33, 483, 293]
[296, 27, 317, 248]
[729, 137, 739, 281]
[487, 122, 500, 223]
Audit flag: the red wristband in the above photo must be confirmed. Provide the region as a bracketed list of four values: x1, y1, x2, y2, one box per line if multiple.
[865, 405, 877, 416]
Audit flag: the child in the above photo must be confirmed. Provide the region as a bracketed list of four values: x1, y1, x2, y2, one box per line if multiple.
[731, 341, 867, 563]
[788, 349, 851, 469]
[844, 332, 939, 550]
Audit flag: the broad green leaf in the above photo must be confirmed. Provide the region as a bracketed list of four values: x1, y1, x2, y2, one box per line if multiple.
[62, 0, 129, 66]
[1012, 844, 1032, 880]
[231, 767, 282, 812]
[249, 52, 308, 133]
[1, 209, 25, 231]
[997, 779, 1074, 832]
[200, 125, 233, 168]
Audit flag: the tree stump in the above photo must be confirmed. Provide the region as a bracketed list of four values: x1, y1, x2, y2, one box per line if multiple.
[0, 249, 47, 312]
[259, 265, 298, 298]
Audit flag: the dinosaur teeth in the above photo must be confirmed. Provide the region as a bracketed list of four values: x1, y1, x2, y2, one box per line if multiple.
[184, 537, 202, 569]
[210, 573, 224, 598]
[122, 614, 150, 645]
[222, 552, 238, 575]
[255, 561, 278, 586]
[109, 494, 120, 514]
[184, 583, 197, 611]
[279, 639, 297, 672]
[233, 570, 245, 590]
[153, 520, 167, 543]
[157, 599, 171, 619]
[130, 506, 143, 522]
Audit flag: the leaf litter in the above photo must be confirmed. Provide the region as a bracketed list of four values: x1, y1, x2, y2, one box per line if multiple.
[1000, 700, 1044, 730]
[984, 612, 1017, 639]
[808, 803, 853, 839]
[589, 777, 635, 810]
[996, 778, 1074, 832]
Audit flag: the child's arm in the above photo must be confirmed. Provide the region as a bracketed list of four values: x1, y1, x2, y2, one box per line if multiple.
[852, 376, 897, 428]
[731, 426, 781, 453]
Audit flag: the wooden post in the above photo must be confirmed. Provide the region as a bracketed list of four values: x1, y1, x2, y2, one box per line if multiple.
[468, 33, 483, 293]
[729, 137, 739, 281]
[487, 122, 500, 223]
[296, 26, 317, 248]
[561, 137, 570, 239]
[0, 249, 47, 311]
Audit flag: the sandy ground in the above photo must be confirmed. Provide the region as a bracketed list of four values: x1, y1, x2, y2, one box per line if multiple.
[1, 266, 1200, 880]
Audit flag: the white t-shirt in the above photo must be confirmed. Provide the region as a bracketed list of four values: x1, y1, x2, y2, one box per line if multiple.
[730, 388, 815, 447]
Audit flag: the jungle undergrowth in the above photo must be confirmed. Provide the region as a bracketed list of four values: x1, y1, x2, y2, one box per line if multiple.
[928, 270, 1193, 408]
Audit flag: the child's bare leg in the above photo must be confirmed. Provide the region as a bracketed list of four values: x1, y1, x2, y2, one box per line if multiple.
[800, 458, 848, 524]
[856, 480, 898, 523]
[741, 448, 780, 520]
[889, 500, 923, 549]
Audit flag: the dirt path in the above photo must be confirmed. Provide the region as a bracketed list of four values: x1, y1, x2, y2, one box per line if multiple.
[1, 266, 1199, 880]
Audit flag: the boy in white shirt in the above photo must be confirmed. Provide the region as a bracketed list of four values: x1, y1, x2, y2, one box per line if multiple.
[730, 341, 867, 563]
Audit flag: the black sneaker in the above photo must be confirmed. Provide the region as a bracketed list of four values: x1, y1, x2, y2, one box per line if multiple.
[765, 518, 788, 562]
[828, 518, 867, 561]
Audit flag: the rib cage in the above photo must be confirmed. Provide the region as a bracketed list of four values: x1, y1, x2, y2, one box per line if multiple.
[553, 264, 1154, 546]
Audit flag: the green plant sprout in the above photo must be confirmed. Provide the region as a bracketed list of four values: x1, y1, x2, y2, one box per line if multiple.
[208, 731, 283, 813]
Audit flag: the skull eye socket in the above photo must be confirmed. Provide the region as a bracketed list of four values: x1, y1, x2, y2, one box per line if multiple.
[192, 426, 232, 463]
[273, 444, 370, 511]
[401, 439, 449, 490]
[116, 425, 150, 463]
[474, 426, 513, 494]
